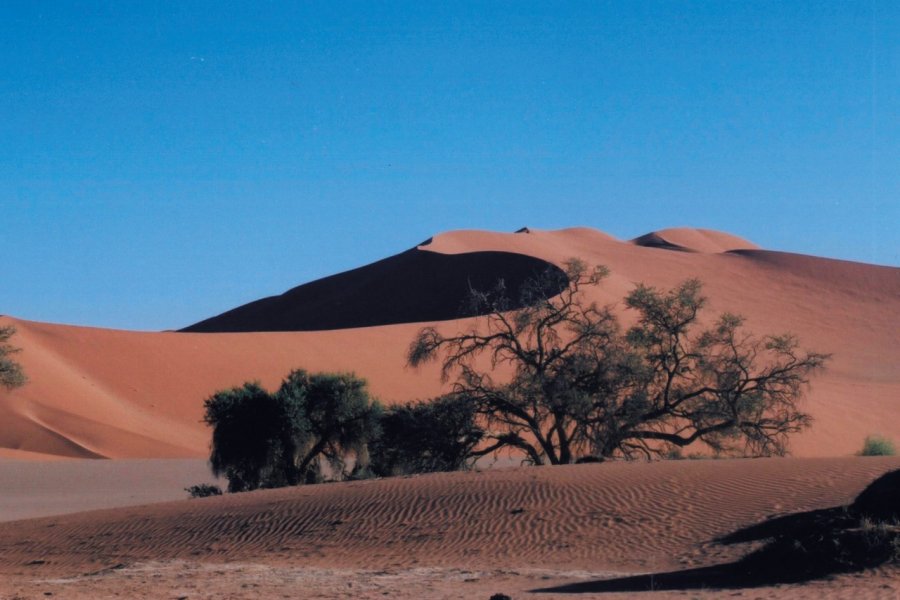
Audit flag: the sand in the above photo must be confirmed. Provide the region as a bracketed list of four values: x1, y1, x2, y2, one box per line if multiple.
[0, 456, 897, 598]
[0, 458, 220, 523]
[1, 227, 897, 459]
[1, 227, 898, 598]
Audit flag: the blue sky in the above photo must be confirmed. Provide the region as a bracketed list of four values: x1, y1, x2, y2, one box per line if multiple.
[2, 2, 898, 330]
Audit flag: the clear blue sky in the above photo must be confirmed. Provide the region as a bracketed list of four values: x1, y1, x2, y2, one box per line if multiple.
[2, 2, 898, 331]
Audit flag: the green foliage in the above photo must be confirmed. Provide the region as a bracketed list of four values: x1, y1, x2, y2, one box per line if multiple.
[860, 435, 896, 457]
[203, 370, 381, 492]
[409, 260, 828, 465]
[185, 483, 223, 498]
[0, 326, 27, 391]
[370, 394, 484, 476]
[203, 382, 304, 492]
[278, 370, 383, 479]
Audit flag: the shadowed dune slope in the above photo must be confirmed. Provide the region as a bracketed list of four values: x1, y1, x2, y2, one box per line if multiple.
[0, 457, 896, 579]
[1, 226, 898, 459]
[181, 247, 565, 332]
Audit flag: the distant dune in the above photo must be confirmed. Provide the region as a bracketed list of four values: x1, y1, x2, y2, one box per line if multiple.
[631, 227, 760, 253]
[181, 245, 566, 332]
[1, 227, 898, 459]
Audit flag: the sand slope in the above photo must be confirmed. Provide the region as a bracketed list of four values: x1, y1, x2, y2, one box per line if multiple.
[0, 457, 897, 598]
[1, 226, 897, 459]
[181, 247, 565, 332]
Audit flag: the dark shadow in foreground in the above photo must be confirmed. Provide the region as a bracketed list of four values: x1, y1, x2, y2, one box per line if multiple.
[533, 469, 900, 594]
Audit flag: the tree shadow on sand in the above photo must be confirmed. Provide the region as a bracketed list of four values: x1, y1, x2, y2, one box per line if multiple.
[534, 469, 900, 594]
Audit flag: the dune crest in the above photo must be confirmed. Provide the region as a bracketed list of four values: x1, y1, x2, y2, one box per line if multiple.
[181, 247, 565, 333]
[1, 226, 897, 459]
[631, 228, 760, 253]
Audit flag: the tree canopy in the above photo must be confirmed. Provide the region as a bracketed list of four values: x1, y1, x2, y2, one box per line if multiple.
[203, 370, 381, 492]
[408, 260, 828, 464]
[369, 394, 484, 476]
[0, 326, 27, 391]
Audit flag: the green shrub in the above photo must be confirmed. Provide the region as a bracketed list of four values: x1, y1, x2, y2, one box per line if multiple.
[861, 435, 896, 457]
[0, 325, 27, 390]
[203, 370, 381, 492]
[370, 394, 483, 476]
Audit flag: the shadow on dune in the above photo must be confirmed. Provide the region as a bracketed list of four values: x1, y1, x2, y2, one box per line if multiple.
[181, 248, 567, 332]
[534, 469, 900, 594]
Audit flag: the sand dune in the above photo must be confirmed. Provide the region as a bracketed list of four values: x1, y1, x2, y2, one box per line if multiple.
[0, 457, 897, 598]
[1, 226, 897, 459]
[631, 227, 760, 253]
[182, 247, 565, 332]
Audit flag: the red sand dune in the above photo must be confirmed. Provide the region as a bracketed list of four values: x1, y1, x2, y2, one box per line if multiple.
[0, 457, 897, 599]
[1, 226, 897, 459]
[181, 246, 566, 332]
[631, 227, 760, 253]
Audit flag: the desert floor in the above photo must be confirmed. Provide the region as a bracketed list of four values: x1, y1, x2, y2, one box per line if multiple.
[1, 456, 898, 599]
[1, 228, 897, 598]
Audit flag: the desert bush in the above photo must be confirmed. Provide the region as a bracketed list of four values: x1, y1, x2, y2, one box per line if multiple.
[280, 370, 382, 481]
[203, 382, 302, 492]
[0, 325, 27, 390]
[409, 260, 828, 464]
[860, 435, 896, 457]
[369, 394, 483, 476]
[185, 483, 223, 498]
[203, 370, 381, 492]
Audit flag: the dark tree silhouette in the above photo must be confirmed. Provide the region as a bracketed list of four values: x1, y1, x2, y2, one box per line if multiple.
[370, 394, 484, 476]
[203, 370, 380, 492]
[203, 382, 304, 492]
[409, 260, 828, 465]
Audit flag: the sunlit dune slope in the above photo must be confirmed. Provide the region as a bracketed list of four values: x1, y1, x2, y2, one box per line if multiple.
[1, 227, 897, 459]
[631, 227, 759, 253]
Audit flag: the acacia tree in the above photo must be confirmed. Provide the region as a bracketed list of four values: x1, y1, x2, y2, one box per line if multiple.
[276, 370, 382, 480]
[0, 326, 27, 391]
[408, 260, 828, 464]
[595, 280, 828, 458]
[203, 370, 381, 492]
[369, 394, 484, 476]
[204, 382, 303, 492]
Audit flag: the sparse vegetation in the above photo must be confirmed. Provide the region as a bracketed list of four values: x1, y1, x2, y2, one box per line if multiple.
[185, 483, 223, 498]
[203, 370, 381, 492]
[369, 394, 484, 476]
[409, 260, 828, 464]
[0, 325, 27, 391]
[860, 435, 896, 456]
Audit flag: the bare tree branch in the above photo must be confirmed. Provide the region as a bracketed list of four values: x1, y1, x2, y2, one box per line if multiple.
[407, 261, 827, 464]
